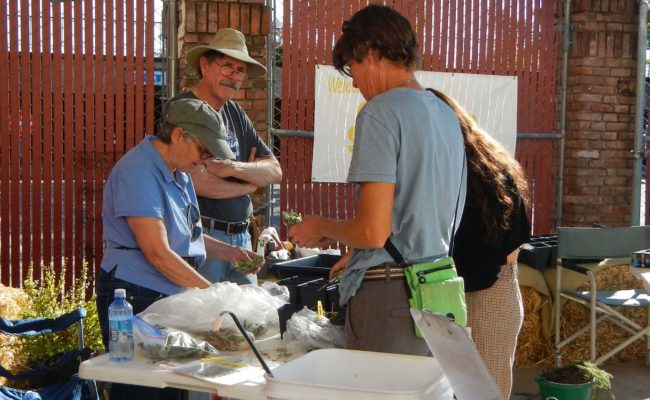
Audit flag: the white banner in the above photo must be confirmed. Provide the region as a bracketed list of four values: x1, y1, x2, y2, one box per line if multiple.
[312, 65, 518, 183]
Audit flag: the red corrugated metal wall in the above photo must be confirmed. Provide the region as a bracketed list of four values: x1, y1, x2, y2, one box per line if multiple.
[278, 0, 559, 237]
[0, 0, 156, 288]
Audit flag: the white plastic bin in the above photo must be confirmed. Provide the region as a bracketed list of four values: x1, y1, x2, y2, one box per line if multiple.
[264, 348, 453, 400]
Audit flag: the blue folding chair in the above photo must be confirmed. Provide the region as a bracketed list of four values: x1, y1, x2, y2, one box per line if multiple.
[0, 308, 99, 400]
[554, 226, 650, 367]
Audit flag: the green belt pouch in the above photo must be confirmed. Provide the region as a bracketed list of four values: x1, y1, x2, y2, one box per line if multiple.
[404, 257, 467, 337]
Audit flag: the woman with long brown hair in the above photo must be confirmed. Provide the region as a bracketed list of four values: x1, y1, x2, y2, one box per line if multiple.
[432, 88, 531, 399]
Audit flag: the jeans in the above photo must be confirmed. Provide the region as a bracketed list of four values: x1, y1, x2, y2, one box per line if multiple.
[96, 268, 184, 400]
[197, 228, 257, 285]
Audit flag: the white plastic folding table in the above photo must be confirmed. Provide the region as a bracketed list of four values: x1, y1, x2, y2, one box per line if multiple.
[80, 310, 501, 400]
[79, 353, 268, 399]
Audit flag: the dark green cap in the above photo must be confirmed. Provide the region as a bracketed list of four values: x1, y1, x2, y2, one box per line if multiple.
[166, 98, 235, 160]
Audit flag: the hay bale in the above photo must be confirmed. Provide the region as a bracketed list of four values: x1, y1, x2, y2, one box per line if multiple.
[0, 284, 28, 386]
[515, 286, 554, 366]
[0, 284, 27, 318]
[558, 264, 647, 363]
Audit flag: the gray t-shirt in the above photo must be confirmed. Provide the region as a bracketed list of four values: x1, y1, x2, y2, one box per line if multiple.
[339, 88, 467, 304]
[164, 92, 273, 222]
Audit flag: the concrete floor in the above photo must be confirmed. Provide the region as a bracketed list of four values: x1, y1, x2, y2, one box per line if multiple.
[511, 359, 650, 400]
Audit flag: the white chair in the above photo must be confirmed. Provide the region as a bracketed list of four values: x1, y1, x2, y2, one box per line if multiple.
[554, 226, 650, 367]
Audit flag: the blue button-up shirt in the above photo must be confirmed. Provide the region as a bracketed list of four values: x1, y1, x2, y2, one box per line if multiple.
[101, 135, 206, 295]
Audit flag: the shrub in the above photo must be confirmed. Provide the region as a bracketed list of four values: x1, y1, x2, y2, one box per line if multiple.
[16, 263, 103, 365]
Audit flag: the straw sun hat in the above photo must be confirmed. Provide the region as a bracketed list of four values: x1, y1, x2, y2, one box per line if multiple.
[186, 28, 267, 77]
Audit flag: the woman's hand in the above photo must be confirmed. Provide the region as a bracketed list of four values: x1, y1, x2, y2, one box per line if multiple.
[229, 247, 264, 275]
[330, 251, 352, 279]
[204, 233, 262, 275]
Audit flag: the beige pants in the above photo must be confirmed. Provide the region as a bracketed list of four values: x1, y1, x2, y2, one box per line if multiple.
[466, 262, 524, 400]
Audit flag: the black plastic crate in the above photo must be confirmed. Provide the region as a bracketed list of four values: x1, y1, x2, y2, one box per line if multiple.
[258, 258, 284, 279]
[519, 242, 552, 269]
[270, 254, 341, 279]
[518, 234, 558, 270]
[277, 303, 304, 338]
[297, 279, 330, 309]
[276, 276, 324, 305]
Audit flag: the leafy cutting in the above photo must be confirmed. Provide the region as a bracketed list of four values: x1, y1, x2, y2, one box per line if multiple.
[281, 210, 303, 227]
[233, 255, 265, 273]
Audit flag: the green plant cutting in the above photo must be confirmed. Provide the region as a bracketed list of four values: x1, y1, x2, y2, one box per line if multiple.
[233, 255, 265, 273]
[281, 210, 302, 227]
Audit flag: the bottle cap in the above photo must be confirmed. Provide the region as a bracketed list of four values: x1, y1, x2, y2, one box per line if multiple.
[114, 288, 126, 298]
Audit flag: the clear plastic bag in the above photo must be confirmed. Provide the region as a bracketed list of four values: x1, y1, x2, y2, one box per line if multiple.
[260, 280, 290, 303]
[283, 307, 345, 350]
[138, 282, 288, 352]
[132, 316, 220, 361]
[140, 282, 285, 332]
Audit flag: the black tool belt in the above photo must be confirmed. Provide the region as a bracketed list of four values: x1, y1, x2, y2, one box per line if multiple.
[201, 216, 249, 235]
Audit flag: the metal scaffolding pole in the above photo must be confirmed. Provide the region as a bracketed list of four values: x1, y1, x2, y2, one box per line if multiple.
[165, 0, 178, 100]
[556, 0, 571, 228]
[631, 0, 649, 225]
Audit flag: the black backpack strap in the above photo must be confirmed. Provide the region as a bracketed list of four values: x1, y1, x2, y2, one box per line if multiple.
[384, 88, 466, 265]
[449, 151, 466, 256]
[383, 238, 410, 268]
[384, 149, 465, 265]
[382, 238, 415, 301]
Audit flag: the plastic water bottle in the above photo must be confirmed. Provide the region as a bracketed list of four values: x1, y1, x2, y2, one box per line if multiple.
[108, 288, 134, 362]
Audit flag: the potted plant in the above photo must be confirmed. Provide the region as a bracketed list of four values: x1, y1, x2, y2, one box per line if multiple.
[535, 360, 614, 400]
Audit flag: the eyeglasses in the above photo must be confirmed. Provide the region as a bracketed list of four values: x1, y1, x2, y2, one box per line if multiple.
[340, 21, 357, 78]
[186, 202, 202, 242]
[184, 133, 212, 160]
[340, 20, 384, 79]
[196, 143, 212, 160]
[214, 61, 247, 80]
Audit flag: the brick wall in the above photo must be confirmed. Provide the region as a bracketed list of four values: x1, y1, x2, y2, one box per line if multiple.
[178, 0, 270, 139]
[562, 1, 639, 226]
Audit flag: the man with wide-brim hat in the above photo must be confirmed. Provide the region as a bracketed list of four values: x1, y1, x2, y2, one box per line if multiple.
[186, 28, 267, 78]
[161, 28, 282, 287]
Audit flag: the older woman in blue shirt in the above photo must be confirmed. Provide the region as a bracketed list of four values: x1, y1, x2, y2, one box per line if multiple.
[96, 98, 259, 400]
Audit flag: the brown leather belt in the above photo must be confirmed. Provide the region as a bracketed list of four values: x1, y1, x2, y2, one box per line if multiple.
[201, 216, 249, 234]
[363, 266, 405, 281]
